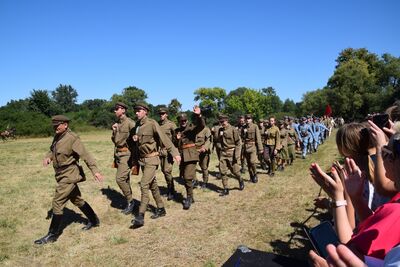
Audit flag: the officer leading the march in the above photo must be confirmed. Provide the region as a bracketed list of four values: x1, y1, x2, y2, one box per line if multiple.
[35, 115, 104, 245]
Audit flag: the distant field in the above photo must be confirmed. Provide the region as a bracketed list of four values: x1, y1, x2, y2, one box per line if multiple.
[0, 129, 341, 266]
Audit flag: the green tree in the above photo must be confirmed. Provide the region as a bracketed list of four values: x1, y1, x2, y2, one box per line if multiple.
[194, 87, 226, 119]
[224, 87, 265, 121]
[52, 84, 78, 112]
[282, 98, 297, 114]
[29, 89, 59, 116]
[300, 89, 329, 116]
[260, 86, 283, 115]
[167, 98, 182, 118]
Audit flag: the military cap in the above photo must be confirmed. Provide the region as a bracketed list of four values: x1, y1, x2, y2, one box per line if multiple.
[245, 114, 252, 119]
[134, 102, 149, 111]
[178, 113, 188, 121]
[52, 115, 70, 125]
[115, 102, 128, 110]
[158, 107, 168, 114]
[238, 115, 244, 119]
[219, 114, 229, 121]
[301, 117, 307, 121]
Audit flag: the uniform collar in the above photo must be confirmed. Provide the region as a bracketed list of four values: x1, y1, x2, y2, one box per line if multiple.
[139, 116, 148, 126]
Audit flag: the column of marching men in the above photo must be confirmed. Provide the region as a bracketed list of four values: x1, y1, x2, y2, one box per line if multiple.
[34, 102, 334, 244]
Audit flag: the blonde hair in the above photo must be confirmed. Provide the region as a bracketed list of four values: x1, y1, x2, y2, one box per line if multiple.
[336, 122, 371, 157]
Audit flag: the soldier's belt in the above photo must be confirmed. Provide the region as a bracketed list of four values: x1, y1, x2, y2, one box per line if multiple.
[143, 151, 160, 158]
[245, 141, 255, 144]
[182, 143, 196, 149]
[116, 147, 129, 152]
[222, 147, 235, 152]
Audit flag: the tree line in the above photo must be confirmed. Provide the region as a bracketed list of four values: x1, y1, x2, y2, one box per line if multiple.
[0, 47, 399, 136]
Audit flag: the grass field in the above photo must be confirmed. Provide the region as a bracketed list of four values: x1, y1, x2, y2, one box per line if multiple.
[0, 129, 341, 266]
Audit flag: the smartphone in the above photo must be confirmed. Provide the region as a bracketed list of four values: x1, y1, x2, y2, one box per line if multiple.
[372, 114, 389, 130]
[303, 221, 340, 258]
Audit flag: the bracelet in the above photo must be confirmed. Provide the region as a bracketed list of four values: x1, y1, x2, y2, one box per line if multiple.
[332, 200, 347, 208]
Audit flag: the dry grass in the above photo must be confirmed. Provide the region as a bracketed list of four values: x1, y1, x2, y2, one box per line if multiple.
[0, 130, 340, 266]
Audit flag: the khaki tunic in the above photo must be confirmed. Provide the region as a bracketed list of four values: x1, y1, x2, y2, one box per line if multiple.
[278, 128, 288, 160]
[111, 115, 135, 201]
[47, 129, 100, 215]
[263, 125, 280, 173]
[132, 116, 179, 214]
[218, 124, 242, 188]
[287, 127, 297, 160]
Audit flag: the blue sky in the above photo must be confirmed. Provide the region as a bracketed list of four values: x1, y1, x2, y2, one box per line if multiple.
[0, 0, 399, 111]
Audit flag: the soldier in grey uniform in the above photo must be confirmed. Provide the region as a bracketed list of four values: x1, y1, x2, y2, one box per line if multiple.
[130, 103, 181, 228]
[243, 114, 263, 183]
[218, 114, 244, 196]
[158, 107, 178, 200]
[111, 102, 136, 214]
[35, 115, 104, 245]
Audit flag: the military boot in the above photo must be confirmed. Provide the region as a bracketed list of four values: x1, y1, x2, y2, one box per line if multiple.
[183, 197, 194, 210]
[150, 208, 166, 219]
[239, 179, 245, 190]
[121, 199, 135, 215]
[34, 214, 62, 245]
[251, 175, 258, 183]
[167, 182, 176, 201]
[219, 188, 229, 197]
[131, 213, 145, 228]
[79, 202, 100, 231]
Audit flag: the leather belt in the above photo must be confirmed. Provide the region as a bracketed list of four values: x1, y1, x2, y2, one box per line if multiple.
[117, 147, 129, 152]
[245, 141, 255, 144]
[182, 143, 196, 149]
[222, 147, 235, 152]
[144, 151, 159, 158]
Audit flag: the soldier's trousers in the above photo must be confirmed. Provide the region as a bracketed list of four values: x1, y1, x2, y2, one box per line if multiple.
[160, 155, 174, 187]
[198, 152, 210, 183]
[263, 145, 276, 173]
[139, 164, 164, 214]
[287, 144, 296, 161]
[181, 161, 197, 199]
[244, 147, 257, 177]
[219, 156, 242, 189]
[52, 182, 85, 215]
[115, 153, 133, 202]
[301, 136, 310, 157]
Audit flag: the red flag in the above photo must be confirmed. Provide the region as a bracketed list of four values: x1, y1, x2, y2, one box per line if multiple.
[325, 104, 332, 116]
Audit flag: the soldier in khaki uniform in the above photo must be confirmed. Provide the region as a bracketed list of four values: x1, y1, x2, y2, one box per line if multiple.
[277, 120, 288, 171]
[263, 116, 281, 177]
[236, 115, 247, 174]
[286, 119, 298, 165]
[218, 114, 244, 196]
[158, 107, 178, 200]
[35, 115, 104, 245]
[243, 114, 263, 183]
[130, 103, 181, 228]
[175, 106, 204, 210]
[195, 124, 212, 189]
[111, 102, 136, 214]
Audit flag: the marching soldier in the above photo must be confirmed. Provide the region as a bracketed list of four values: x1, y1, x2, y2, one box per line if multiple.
[298, 117, 313, 159]
[130, 103, 180, 228]
[243, 114, 263, 183]
[175, 106, 205, 210]
[286, 119, 298, 165]
[218, 114, 244, 196]
[277, 120, 288, 171]
[158, 107, 178, 200]
[111, 102, 136, 215]
[211, 121, 222, 162]
[263, 116, 281, 177]
[236, 115, 247, 174]
[195, 123, 212, 189]
[35, 115, 104, 245]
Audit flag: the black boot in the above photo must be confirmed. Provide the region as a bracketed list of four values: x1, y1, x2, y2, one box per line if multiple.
[251, 175, 258, 183]
[34, 214, 62, 245]
[239, 180, 245, 190]
[79, 202, 100, 231]
[131, 213, 144, 228]
[219, 188, 229, 197]
[150, 208, 166, 219]
[183, 197, 194, 210]
[121, 199, 135, 215]
[167, 182, 175, 201]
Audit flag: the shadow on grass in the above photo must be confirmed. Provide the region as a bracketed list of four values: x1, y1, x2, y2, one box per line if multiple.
[100, 186, 127, 210]
[59, 207, 88, 233]
[269, 208, 332, 262]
